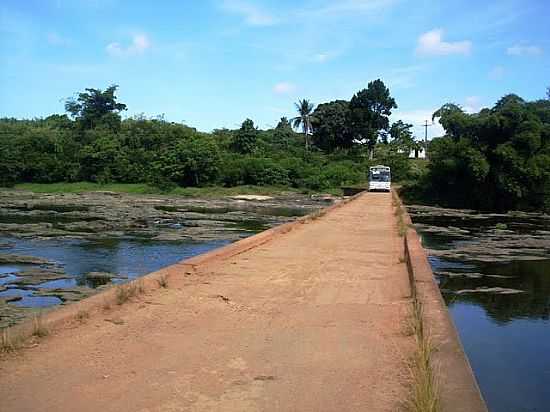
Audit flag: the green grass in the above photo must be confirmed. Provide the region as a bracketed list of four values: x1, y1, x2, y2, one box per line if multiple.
[7, 182, 343, 198]
[13, 182, 163, 194]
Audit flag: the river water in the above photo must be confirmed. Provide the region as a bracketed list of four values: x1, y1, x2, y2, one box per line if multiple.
[0, 237, 230, 308]
[410, 206, 550, 412]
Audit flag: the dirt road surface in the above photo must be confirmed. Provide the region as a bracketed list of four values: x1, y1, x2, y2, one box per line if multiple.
[0, 192, 413, 412]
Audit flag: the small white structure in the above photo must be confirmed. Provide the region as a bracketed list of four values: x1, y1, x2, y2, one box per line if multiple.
[409, 147, 426, 159]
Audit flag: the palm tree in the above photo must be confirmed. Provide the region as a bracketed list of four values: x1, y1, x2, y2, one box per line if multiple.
[291, 99, 315, 150]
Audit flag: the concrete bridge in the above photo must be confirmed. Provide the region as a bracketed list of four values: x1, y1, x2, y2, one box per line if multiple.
[0, 192, 486, 412]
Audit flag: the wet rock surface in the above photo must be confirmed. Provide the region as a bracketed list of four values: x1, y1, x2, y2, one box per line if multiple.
[408, 204, 550, 321]
[408, 205, 550, 263]
[0, 189, 336, 328]
[0, 190, 333, 242]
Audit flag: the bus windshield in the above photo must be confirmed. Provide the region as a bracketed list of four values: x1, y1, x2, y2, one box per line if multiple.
[369, 170, 391, 182]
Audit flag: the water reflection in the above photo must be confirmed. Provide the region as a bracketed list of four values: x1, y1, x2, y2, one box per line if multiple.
[437, 259, 550, 324]
[1, 236, 229, 281]
[0, 236, 231, 310]
[411, 208, 550, 412]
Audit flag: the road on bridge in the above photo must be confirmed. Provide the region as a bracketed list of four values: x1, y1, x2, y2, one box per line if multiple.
[0, 192, 414, 412]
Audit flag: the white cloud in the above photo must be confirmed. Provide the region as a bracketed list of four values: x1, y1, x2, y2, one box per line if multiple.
[106, 34, 151, 57]
[220, 0, 276, 26]
[273, 82, 296, 94]
[392, 109, 445, 140]
[488, 65, 505, 80]
[416, 29, 471, 56]
[507, 44, 542, 56]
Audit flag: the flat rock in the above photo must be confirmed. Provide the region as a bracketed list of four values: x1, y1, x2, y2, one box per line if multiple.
[0, 254, 53, 265]
[85, 271, 117, 280]
[454, 287, 525, 295]
[230, 195, 273, 201]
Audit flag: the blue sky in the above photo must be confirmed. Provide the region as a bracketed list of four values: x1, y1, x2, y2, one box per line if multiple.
[1, 0, 549, 138]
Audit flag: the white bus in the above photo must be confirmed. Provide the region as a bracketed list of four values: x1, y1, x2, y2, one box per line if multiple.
[368, 165, 391, 192]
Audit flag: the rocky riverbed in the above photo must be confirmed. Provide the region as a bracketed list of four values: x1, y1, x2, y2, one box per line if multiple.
[0, 189, 337, 328]
[408, 205, 550, 264]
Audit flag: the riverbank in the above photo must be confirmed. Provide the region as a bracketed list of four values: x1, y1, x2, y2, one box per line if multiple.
[10, 182, 344, 197]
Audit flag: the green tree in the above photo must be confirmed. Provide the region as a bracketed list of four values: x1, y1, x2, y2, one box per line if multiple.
[311, 100, 352, 152]
[423, 94, 550, 210]
[389, 120, 415, 152]
[273, 117, 294, 149]
[291, 99, 315, 150]
[157, 135, 221, 186]
[0, 139, 21, 186]
[65, 85, 127, 131]
[232, 119, 258, 154]
[348, 79, 397, 159]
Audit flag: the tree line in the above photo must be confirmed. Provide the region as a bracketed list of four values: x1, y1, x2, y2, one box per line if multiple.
[0, 80, 418, 191]
[406, 92, 550, 211]
[2, 80, 548, 212]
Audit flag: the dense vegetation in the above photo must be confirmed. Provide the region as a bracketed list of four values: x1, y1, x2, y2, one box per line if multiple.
[0, 80, 415, 192]
[2, 81, 549, 212]
[404, 92, 550, 211]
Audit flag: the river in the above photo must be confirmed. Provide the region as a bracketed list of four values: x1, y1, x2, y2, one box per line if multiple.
[409, 205, 550, 412]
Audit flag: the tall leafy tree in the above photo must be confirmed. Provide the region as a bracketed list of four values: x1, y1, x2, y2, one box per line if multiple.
[311, 100, 352, 152]
[428, 95, 550, 210]
[291, 99, 315, 150]
[274, 117, 294, 149]
[156, 135, 221, 187]
[65, 85, 127, 131]
[348, 79, 397, 159]
[232, 119, 258, 154]
[389, 120, 416, 152]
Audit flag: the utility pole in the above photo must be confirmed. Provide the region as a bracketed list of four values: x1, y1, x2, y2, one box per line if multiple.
[421, 120, 433, 160]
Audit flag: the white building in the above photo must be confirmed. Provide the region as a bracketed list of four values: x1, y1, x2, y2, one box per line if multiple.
[409, 146, 426, 159]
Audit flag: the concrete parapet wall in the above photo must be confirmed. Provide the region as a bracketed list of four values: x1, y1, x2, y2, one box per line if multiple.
[399, 193, 488, 412]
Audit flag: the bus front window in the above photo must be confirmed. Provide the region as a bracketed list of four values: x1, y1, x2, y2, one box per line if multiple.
[370, 172, 391, 182]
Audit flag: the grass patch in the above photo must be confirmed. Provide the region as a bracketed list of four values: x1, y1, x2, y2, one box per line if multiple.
[32, 314, 49, 338]
[10, 182, 344, 198]
[1, 329, 21, 353]
[115, 284, 136, 305]
[156, 275, 168, 288]
[407, 298, 440, 412]
[392, 190, 408, 237]
[115, 281, 145, 305]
